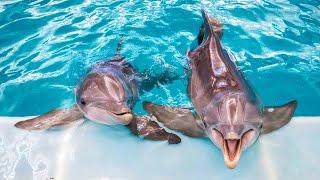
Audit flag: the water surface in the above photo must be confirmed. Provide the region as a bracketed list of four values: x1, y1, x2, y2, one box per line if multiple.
[0, 0, 319, 116]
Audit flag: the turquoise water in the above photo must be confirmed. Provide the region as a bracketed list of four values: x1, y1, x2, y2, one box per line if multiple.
[0, 0, 319, 117]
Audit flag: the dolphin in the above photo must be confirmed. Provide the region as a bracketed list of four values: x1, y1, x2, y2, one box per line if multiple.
[143, 10, 297, 168]
[15, 38, 181, 144]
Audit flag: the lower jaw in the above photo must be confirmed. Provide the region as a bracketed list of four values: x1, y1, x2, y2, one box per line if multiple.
[224, 157, 240, 169]
[112, 113, 133, 125]
[222, 142, 242, 169]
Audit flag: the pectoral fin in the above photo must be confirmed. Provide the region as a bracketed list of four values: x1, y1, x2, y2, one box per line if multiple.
[143, 102, 206, 137]
[261, 100, 297, 134]
[127, 116, 181, 144]
[15, 105, 83, 130]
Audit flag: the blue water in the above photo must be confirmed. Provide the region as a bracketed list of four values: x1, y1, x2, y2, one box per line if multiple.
[0, 0, 319, 117]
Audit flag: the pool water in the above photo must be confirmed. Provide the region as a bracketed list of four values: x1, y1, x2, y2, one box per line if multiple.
[0, 0, 319, 117]
[0, 0, 320, 179]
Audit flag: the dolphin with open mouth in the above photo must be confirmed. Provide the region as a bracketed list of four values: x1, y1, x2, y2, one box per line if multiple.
[143, 10, 297, 168]
[15, 38, 181, 144]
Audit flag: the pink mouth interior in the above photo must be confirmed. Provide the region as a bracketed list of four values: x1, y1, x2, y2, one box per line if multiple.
[225, 139, 240, 161]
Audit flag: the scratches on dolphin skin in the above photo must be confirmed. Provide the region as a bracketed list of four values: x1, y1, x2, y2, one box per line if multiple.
[211, 76, 217, 88]
[209, 71, 239, 94]
[206, 36, 240, 94]
[224, 94, 245, 125]
[216, 79, 228, 89]
[230, 79, 237, 87]
[226, 97, 237, 125]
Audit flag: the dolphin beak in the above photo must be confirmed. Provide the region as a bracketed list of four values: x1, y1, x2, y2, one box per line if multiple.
[112, 108, 133, 125]
[210, 128, 257, 169]
[222, 138, 242, 169]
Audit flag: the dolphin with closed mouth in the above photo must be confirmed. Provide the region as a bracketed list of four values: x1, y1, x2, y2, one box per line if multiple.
[143, 10, 297, 168]
[15, 38, 181, 144]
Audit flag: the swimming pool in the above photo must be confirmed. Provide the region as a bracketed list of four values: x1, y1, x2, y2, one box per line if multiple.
[0, 0, 319, 179]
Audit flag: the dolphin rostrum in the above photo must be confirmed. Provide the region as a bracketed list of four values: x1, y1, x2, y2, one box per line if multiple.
[15, 38, 181, 144]
[143, 10, 297, 168]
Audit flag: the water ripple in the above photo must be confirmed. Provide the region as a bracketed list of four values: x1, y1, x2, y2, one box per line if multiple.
[0, 0, 319, 117]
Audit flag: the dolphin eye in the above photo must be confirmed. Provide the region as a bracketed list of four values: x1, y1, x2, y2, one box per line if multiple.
[80, 98, 86, 105]
[202, 120, 208, 128]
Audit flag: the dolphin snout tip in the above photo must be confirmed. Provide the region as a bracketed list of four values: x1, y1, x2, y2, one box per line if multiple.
[222, 139, 242, 169]
[225, 161, 238, 169]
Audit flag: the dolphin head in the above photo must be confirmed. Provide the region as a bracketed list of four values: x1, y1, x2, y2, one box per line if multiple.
[75, 71, 134, 125]
[202, 92, 262, 169]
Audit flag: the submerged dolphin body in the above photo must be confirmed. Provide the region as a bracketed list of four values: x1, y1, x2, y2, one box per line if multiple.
[15, 38, 181, 144]
[144, 10, 297, 168]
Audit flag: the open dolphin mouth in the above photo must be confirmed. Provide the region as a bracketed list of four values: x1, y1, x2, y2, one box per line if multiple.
[79, 103, 133, 125]
[211, 129, 255, 169]
[109, 110, 133, 124]
[223, 138, 242, 169]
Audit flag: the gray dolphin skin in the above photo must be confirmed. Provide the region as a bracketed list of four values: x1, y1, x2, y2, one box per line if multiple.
[14, 38, 181, 144]
[143, 10, 297, 169]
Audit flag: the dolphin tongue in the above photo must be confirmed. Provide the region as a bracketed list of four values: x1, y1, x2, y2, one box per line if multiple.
[226, 139, 239, 161]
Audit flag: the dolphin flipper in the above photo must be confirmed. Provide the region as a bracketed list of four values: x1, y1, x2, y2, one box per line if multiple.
[15, 105, 83, 130]
[143, 102, 206, 137]
[137, 69, 180, 93]
[261, 100, 297, 134]
[127, 116, 181, 144]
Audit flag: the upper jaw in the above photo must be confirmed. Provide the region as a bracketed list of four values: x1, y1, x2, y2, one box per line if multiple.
[82, 103, 133, 125]
[222, 138, 242, 169]
[210, 129, 242, 169]
[89, 102, 133, 124]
